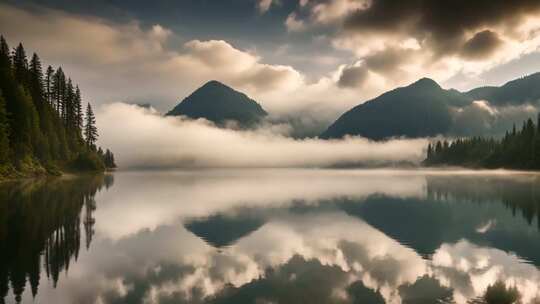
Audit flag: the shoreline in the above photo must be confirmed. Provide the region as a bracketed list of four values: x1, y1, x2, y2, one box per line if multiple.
[0, 168, 112, 184]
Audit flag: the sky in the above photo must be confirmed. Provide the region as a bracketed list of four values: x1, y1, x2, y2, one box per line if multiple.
[3, 0, 540, 117]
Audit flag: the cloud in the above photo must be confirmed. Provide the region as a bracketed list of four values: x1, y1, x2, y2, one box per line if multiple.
[341, 0, 540, 57]
[0, 4, 304, 108]
[432, 240, 540, 304]
[180, 39, 304, 92]
[364, 47, 413, 75]
[96, 103, 427, 169]
[257, 0, 279, 14]
[285, 12, 306, 32]
[461, 30, 504, 60]
[311, 0, 371, 25]
[449, 101, 538, 136]
[287, 0, 540, 93]
[337, 64, 369, 88]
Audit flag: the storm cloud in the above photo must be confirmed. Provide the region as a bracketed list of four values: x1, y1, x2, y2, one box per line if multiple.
[461, 30, 504, 60]
[343, 0, 540, 57]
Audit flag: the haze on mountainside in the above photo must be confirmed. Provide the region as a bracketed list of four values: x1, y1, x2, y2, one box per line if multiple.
[166, 73, 540, 141]
[322, 73, 540, 140]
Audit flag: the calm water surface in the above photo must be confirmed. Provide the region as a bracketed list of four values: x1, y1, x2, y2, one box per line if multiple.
[2, 169, 540, 303]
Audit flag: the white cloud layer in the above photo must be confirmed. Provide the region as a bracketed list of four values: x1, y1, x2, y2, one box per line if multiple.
[96, 103, 427, 168]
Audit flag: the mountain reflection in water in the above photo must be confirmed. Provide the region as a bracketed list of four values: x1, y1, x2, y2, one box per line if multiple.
[2, 169, 540, 304]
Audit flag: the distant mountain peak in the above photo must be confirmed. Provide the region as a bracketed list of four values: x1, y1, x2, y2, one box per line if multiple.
[321, 72, 540, 140]
[320, 77, 468, 140]
[166, 80, 267, 128]
[195, 80, 238, 95]
[202, 79, 227, 88]
[409, 77, 441, 90]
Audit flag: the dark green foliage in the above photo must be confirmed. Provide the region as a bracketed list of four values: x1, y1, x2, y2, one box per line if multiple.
[0, 35, 116, 177]
[84, 103, 97, 149]
[45, 65, 54, 105]
[321, 78, 470, 139]
[69, 151, 105, 172]
[166, 80, 267, 128]
[12, 43, 28, 85]
[103, 149, 116, 168]
[425, 114, 540, 169]
[75, 85, 83, 130]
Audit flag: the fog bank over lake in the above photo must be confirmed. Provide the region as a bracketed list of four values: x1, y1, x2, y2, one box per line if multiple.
[97, 103, 428, 169]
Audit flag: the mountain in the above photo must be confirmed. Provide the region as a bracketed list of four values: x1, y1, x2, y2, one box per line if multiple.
[464, 72, 540, 106]
[320, 78, 471, 140]
[166, 80, 267, 127]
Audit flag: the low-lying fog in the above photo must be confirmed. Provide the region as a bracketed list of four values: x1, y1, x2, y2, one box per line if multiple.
[97, 103, 428, 169]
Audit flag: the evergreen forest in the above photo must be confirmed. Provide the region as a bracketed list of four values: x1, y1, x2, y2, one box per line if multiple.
[425, 114, 540, 169]
[0, 35, 116, 178]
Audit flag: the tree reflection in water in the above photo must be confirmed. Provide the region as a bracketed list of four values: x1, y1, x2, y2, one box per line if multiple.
[0, 174, 112, 303]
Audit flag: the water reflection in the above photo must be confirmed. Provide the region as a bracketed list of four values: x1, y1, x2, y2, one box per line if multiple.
[184, 210, 265, 248]
[2, 170, 540, 303]
[0, 174, 111, 303]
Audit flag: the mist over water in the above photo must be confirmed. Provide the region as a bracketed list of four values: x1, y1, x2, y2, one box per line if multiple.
[96, 103, 428, 169]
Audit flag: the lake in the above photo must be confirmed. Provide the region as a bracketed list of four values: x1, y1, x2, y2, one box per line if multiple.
[2, 169, 540, 303]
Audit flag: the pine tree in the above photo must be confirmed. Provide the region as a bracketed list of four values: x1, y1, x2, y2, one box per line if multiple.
[12, 43, 28, 85]
[104, 149, 116, 168]
[28, 53, 51, 161]
[75, 86, 83, 132]
[65, 78, 74, 128]
[53, 67, 65, 115]
[84, 103, 97, 149]
[45, 66, 54, 105]
[0, 36, 10, 69]
[29, 53, 44, 104]
[110, 151, 115, 168]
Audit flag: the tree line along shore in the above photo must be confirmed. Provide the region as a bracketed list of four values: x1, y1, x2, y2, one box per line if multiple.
[0, 35, 115, 180]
